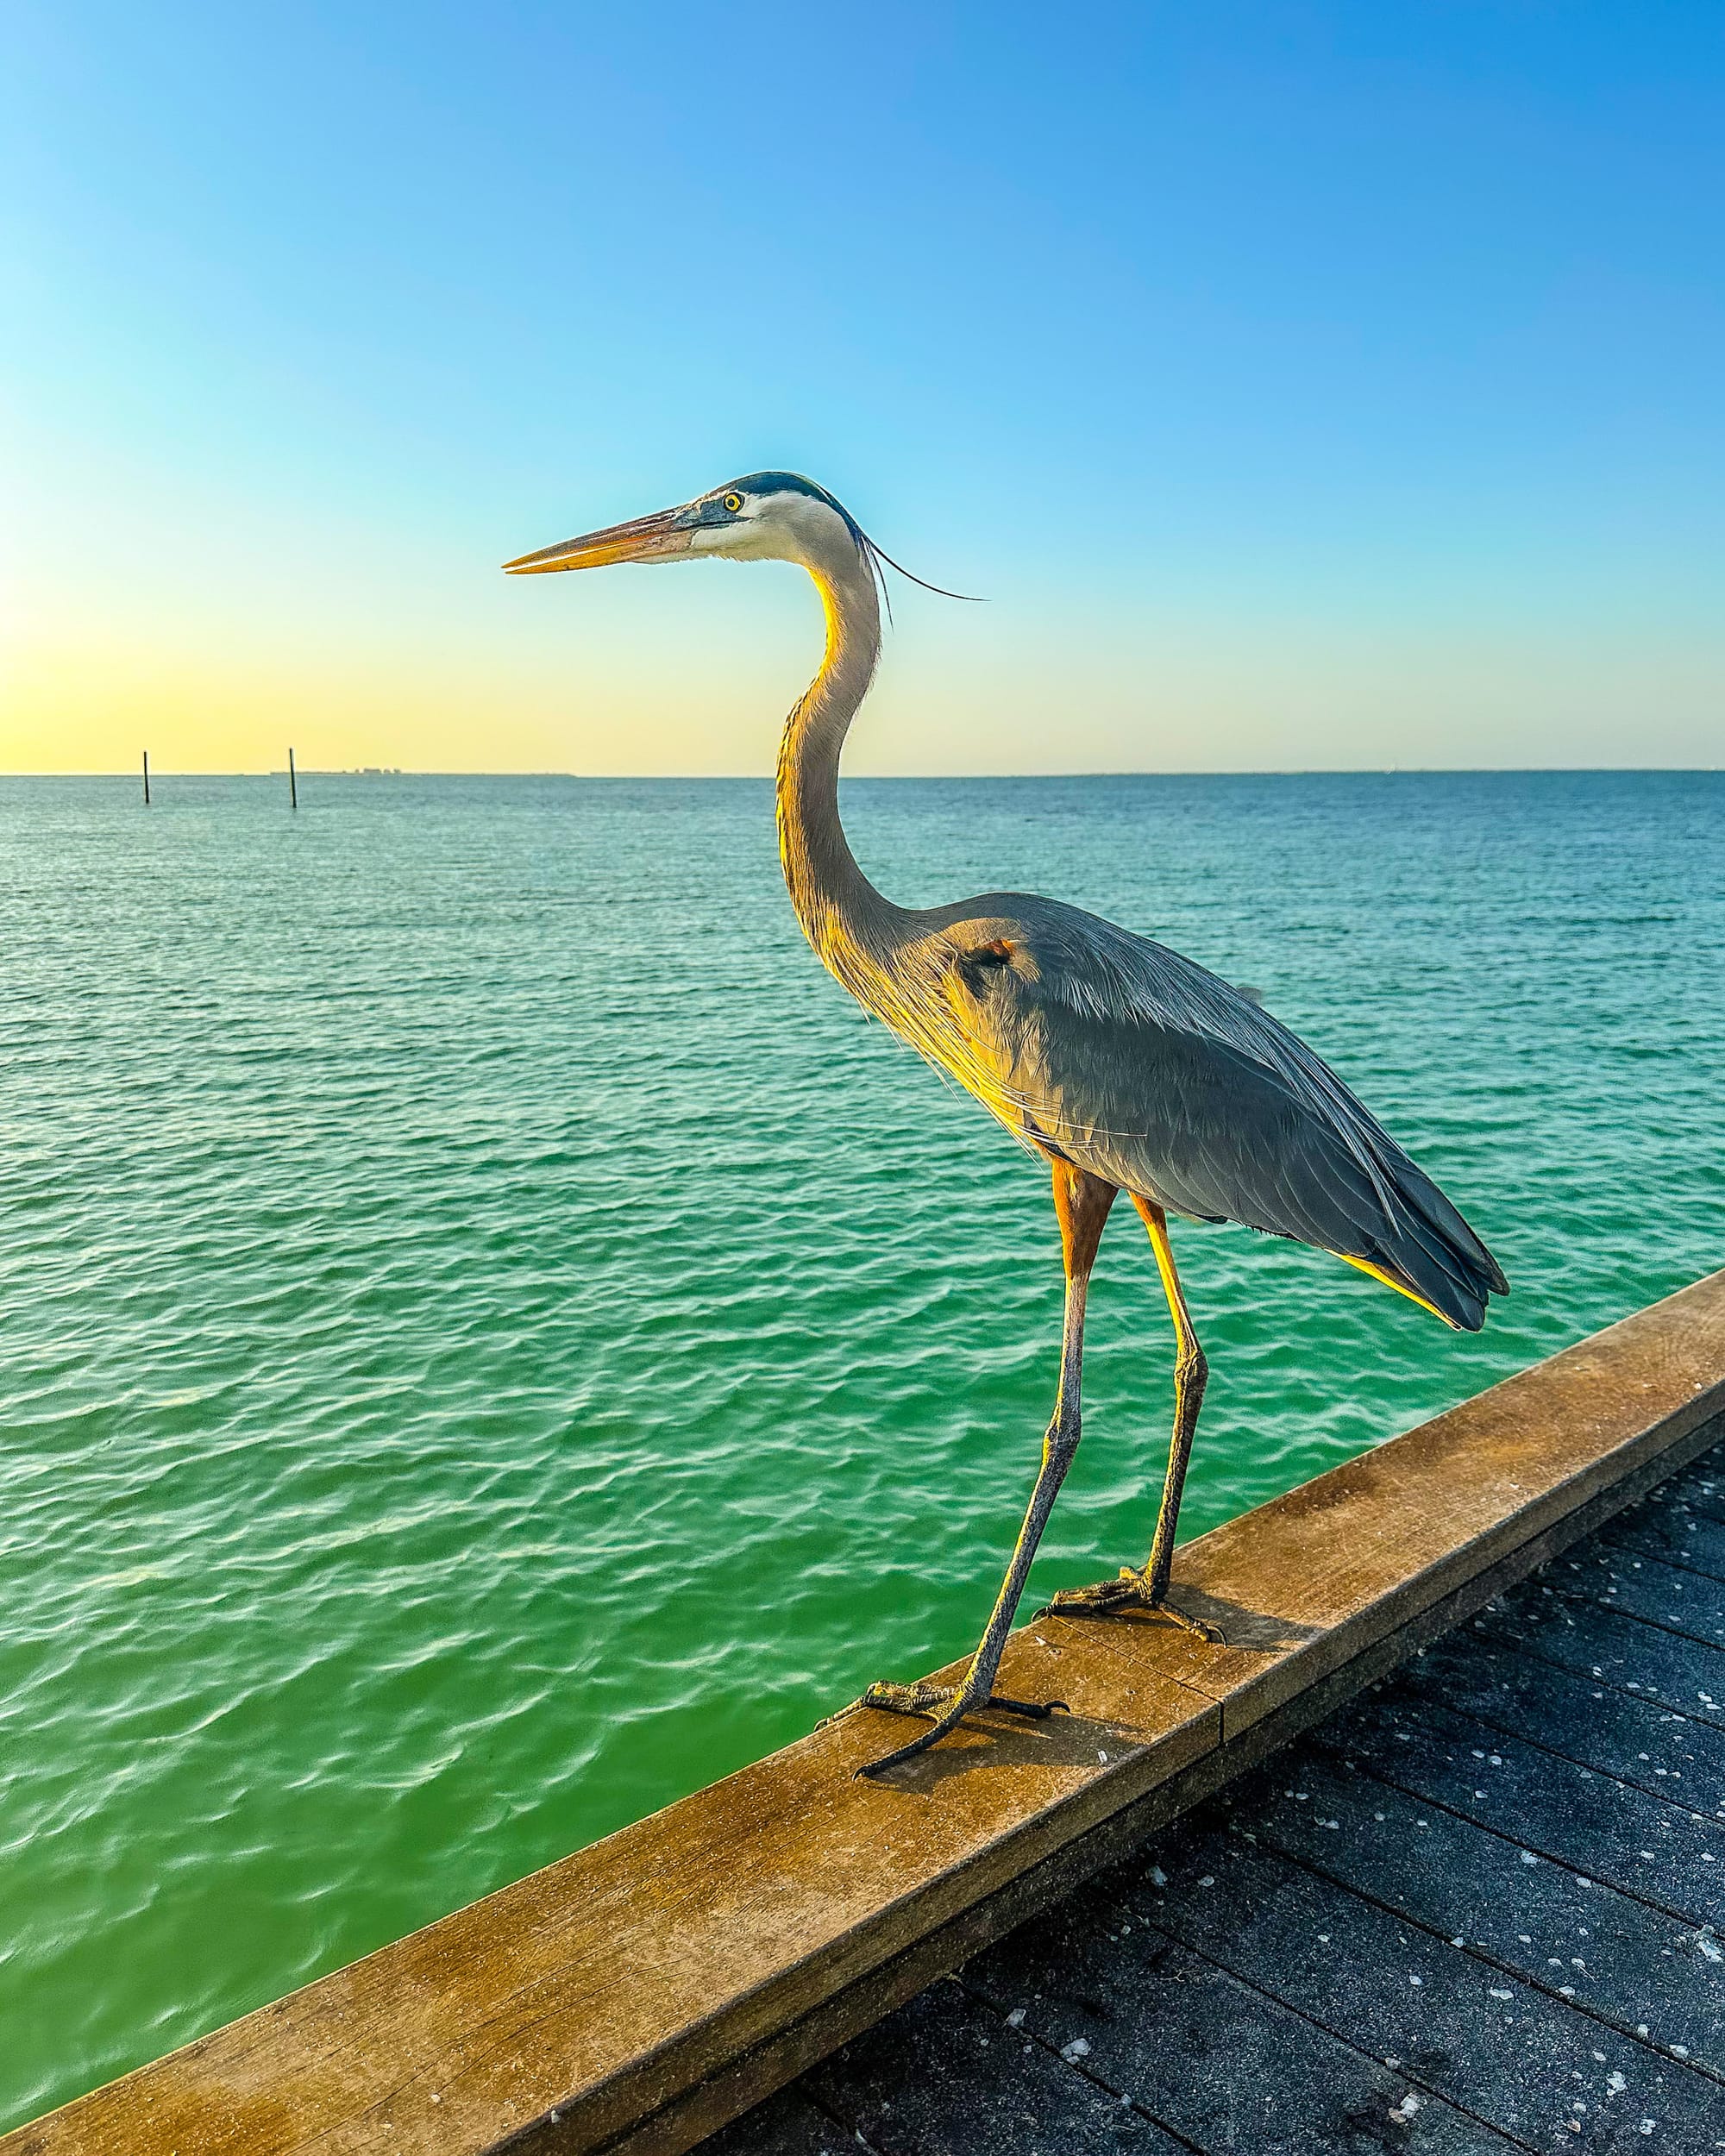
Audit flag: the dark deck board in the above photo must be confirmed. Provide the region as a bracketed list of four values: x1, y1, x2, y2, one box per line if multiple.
[1308, 1689, 1725, 1930]
[800, 1985, 1188, 2156]
[697, 2089, 865, 2156]
[1559, 1542, 1725, 1645]
[1389, 1633, 1725, 1820]
[1234, 1745, 1725, 2073]
[704, 1436, 1725, 2156]
[962, 1912, 1522, 2154]
[1601, 1495, 1725, 1585]
[1656, 1463, 1725, 1526]
[1119, 1811, 1724, 2153]
[1471, 1584, 1725, 1720]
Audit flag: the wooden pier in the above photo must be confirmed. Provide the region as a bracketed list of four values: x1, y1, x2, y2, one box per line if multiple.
[6, 1270, 1724, 2156]
[706, 1440, 1725, 2155]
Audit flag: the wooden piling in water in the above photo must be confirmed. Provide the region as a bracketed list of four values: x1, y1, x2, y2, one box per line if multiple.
[288, 748, 298, 811]
[141, 751, 150, 805]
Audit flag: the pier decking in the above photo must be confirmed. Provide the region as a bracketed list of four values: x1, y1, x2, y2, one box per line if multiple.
[704, 1444, 1725, 2155]
[6, 1269, 1723, 2156]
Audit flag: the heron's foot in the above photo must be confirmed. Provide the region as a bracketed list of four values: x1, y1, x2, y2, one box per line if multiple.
[823, 1680, 1070, 1777]
[819, 1680, 1068, 1733]
[1038, 1567, 1225, 1645]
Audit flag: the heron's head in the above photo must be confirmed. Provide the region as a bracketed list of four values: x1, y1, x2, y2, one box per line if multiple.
[503, 472, 867, 580]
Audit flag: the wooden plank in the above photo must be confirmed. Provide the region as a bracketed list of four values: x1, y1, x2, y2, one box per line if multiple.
[1659, 1459, 1725, 1526]
[9, 1269, 1725, 2156]
[1310, 1688, 1725, 1931]
[1474, 1586, 1725, 1721]
[1120, 1809, 1725, 2153]
[1391, 1633, 1725, 1818]
[959, 1876, 1525, 2153]
[1548, 1539, 1725, 1647]
[1603, 1496, 1725, 1586]
[800, 1983, 1187, 2156]
[1239, 1749, 1725, 2073]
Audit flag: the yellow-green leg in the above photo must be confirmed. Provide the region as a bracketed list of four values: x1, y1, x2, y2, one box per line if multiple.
[839, 1163, 1119, 1776]
[1039, 1195, 1221, 1643]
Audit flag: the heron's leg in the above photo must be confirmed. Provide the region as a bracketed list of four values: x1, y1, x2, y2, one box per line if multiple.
[1132, 1196, 1211, 1608]
[850, 1163, 1118, 1777]
[1039, 1196, 1221, 1643]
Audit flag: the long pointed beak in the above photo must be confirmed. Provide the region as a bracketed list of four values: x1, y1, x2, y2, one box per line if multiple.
[502, 506, 690, 574]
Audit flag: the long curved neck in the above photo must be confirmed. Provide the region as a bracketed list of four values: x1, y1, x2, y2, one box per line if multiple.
[775, 540, 900, 981]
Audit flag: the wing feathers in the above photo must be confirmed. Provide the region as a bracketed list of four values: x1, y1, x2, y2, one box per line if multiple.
[931, 899, 1506, 1332]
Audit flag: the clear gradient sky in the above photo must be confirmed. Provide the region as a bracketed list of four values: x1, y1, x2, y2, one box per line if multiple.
[4, 4, 1722, 775]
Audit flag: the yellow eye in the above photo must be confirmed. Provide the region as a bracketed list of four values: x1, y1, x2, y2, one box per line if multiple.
[723, 492, 743, 513]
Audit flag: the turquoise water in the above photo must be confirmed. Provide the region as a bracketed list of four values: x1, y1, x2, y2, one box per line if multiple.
[2, 769, 1720, 2126]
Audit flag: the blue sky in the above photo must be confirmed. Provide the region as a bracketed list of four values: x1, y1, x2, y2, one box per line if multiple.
[4, 3, 1722, 772]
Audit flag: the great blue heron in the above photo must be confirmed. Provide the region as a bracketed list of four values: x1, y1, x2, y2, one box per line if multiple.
[505, 471, 1508, 1776]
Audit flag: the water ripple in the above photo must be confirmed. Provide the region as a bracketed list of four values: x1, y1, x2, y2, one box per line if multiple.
[1, 769, 1721, 2126]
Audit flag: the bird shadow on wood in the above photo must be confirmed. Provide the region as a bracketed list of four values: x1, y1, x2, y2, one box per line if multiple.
[851, 1595, 1322, 1791]
[853, 1705, 1168, 1795]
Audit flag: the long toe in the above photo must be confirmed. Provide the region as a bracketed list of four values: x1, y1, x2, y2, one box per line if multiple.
[1052, 1570, 1226, 1645]
[815, 1680, 950, 1732]
[1036, 1576, 1140, 1617]
[861, 1681, 955, 1718]
[856, 1695, 973, 1777]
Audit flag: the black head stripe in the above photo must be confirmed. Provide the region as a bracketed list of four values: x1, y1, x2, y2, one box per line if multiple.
[716, 471, 866, 542]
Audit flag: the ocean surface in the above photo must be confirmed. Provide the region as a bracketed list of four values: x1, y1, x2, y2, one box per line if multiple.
[2, 769, 1721, 2126]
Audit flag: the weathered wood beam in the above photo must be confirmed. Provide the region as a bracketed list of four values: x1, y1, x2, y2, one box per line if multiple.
[9, 1269, 1724, 2156]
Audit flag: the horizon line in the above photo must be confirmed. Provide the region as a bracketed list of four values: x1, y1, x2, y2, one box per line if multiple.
[2, 765, 1721, 783]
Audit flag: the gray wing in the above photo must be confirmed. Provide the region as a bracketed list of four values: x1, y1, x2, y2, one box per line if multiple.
[938, 898, 1508, 1332]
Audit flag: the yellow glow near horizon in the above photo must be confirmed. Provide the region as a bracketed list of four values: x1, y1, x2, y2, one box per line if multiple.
[5, 496, 1722, 780]
[9, 592, 1724, 778]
